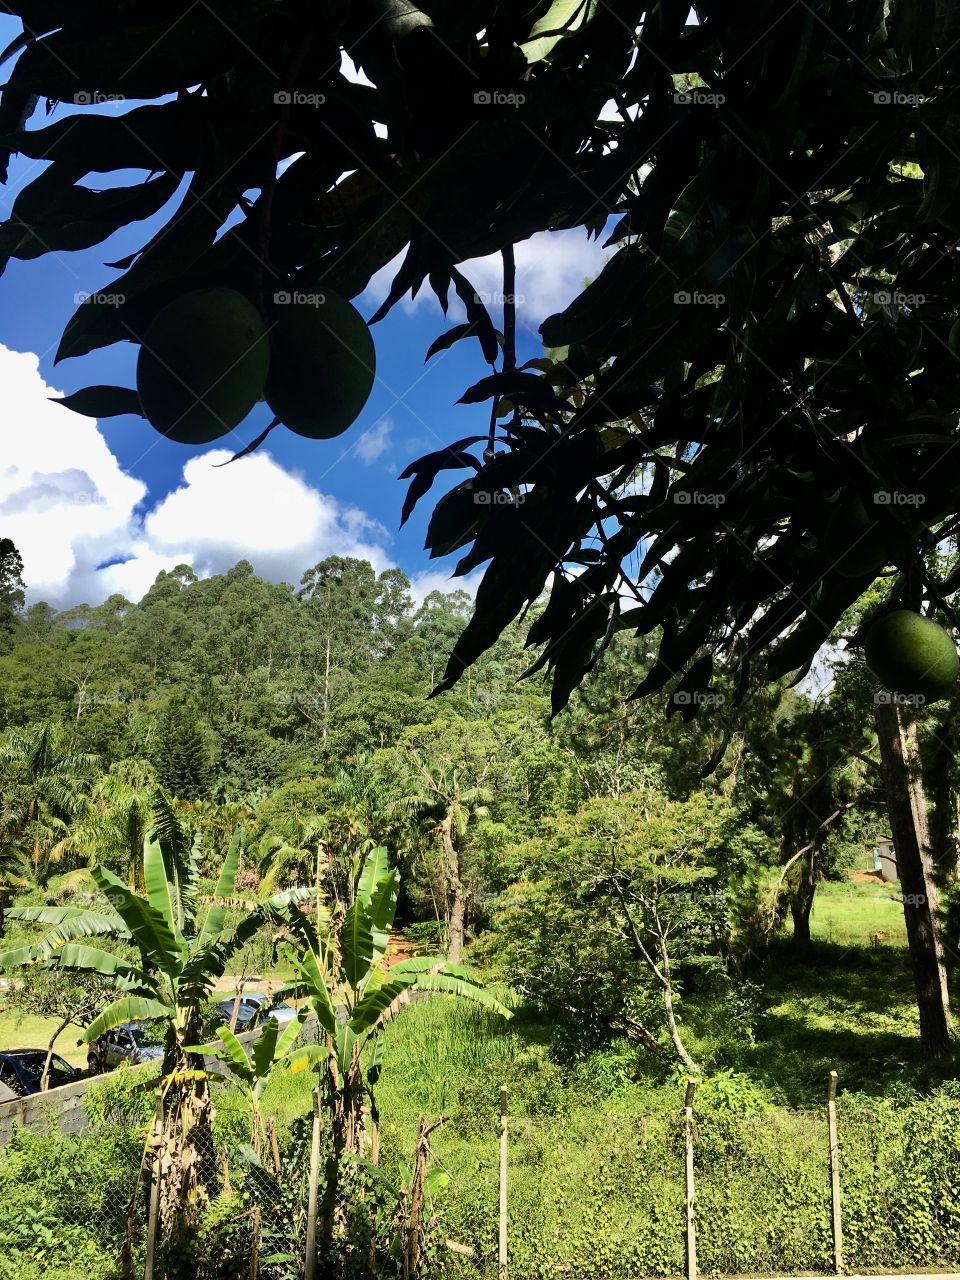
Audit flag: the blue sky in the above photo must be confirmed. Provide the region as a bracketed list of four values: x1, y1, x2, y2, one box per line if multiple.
[0, 16, 606, 607]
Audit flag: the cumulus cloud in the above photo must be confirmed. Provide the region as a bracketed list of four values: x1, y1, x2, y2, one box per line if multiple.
[363, 227, 610, 331]
[352, 417, 393, 465]
[0, 345, 400, 607]
[408, 567, 483, 607]
[141, 448, 391, 586]
[0, 347, 146, 604]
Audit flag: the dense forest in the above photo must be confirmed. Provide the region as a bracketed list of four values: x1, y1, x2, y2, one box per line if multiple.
[1, 539, 958, 1079]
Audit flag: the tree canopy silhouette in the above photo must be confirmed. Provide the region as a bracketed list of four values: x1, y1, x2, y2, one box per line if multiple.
[3, 1, 960, 713]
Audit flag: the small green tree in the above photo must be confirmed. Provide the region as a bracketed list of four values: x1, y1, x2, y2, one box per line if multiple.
[193, 1017, 303, 1152]
[5, 968, 110, 1090]
[489, 789, 769, 1073]
[0, 538, 25, 642]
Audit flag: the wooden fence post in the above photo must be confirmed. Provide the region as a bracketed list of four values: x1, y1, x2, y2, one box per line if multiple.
[499, 1085, 508, 1280]
[305, 1087, 322, 1280]
[144, 1091, 163, 1280]
[684, 1079, 698, 1280]
[827, 1070, 843, 1275]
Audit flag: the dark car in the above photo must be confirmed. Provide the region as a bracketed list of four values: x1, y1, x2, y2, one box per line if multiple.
[0, 1050, 82, 1097]
[88, 1021, 165, 1073]
[215, 991, 269, 1031]
[248, 1001, 298, 1031]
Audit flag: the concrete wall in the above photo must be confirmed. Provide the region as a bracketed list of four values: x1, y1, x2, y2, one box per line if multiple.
[0, 1073, 94, 1144]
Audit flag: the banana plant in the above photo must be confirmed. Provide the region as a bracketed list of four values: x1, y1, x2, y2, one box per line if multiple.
[1, 799, 312, 1073]
[189, 1014, 305, 1150]
[0, 794, 312, 1241]
[277, 845, 510, 1257]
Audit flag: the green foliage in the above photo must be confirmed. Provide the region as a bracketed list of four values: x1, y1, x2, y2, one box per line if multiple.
[686, 1068, 769, 1117]
[486, 786, 771, 1063]
[0, 539, 24, 643]
[155, 698, 214, 800]
[367, 1001, 960, 1279]
[4, 967, 110, 1066]
[0, 1127, 142, 1280]
[2, 810, 313, 1074]
[82, 1059, 160, 1129]
[281, 846, 511, 1085]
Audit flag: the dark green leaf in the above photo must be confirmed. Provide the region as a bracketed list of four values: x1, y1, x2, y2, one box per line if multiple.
[52, 385, 142, 419]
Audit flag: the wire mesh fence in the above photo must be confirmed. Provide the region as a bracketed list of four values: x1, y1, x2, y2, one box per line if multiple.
[2, 1079, 960, 1280]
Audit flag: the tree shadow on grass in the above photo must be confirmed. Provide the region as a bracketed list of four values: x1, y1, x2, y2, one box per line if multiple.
[719, 939, 959, 1107]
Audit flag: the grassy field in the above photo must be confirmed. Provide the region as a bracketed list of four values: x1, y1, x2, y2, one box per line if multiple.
[807, 874, 909, 947]
[0, 1007, 89, 1068]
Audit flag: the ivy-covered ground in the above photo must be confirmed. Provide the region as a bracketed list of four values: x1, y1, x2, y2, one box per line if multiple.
[2, 878, 958, 1280]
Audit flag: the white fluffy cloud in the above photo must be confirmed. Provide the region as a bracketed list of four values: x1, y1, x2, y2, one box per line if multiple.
[363, 227, 609, 331]
[408, 567, 483, 606]
[352, 417, 393, 465]
[0, 347, 147, 604]
[0, 346, 418, 607]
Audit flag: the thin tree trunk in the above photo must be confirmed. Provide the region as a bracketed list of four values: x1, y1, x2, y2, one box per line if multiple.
[322, 635, 331, 742]
[366, 1094, 380, 1280]
[440, 812, 465, 965]
[874, 701, 953, 1059]
[41, 1016, 71, 1091]
[405, 1116, 442, 1280]
[656, 929, 700, 1077]
[790, 856, 817, 953]
[612, 871, 700, 1074]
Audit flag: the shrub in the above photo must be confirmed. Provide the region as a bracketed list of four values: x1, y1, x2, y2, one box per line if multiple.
[0, 1127, 142, 1280]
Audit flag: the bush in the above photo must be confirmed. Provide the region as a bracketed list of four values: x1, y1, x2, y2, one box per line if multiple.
[0, 1127, 142, 1280]
[83, 1059, 159, 1128]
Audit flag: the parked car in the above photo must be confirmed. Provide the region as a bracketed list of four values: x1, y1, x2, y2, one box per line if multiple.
[215, 991, 269, 1030]
[215, 992, 299, 1033]
[0, 1049, 82, 1097]
[248, 1001, 298, 1031]
[88, 1021, 165, 1073]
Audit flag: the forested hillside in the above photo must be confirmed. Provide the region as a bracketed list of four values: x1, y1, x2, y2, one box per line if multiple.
[4, 547, 958, 1080]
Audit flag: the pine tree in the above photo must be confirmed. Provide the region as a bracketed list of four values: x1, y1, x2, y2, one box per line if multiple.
[155, 699, 213, 799]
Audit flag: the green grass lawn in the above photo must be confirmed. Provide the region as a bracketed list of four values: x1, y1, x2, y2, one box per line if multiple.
[808, 874, 909, 947]
[0, 1007, 88, 1068]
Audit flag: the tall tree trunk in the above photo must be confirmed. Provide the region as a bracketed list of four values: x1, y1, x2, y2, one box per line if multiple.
[874, 701, 953, 1059]
[655, 928, 700, 1077]
[790, 854, 817, 953]
[790, 891, 813, 951]
[440, 812, 465, 965]
[322, 635, 331, 741]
